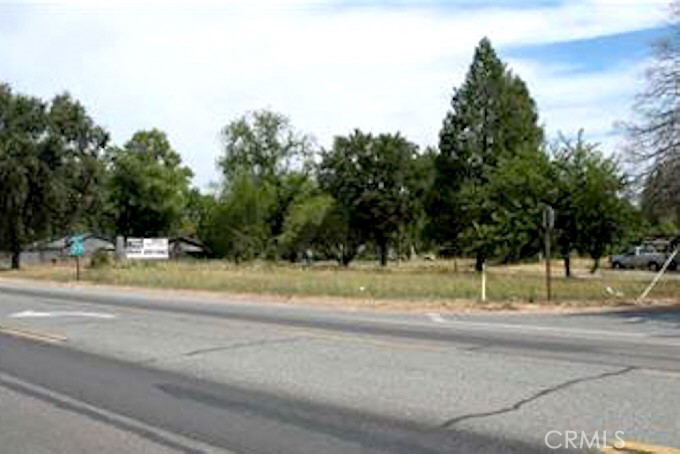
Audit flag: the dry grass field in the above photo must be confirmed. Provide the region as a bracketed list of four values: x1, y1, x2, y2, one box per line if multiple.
[3, 257, 679, 308]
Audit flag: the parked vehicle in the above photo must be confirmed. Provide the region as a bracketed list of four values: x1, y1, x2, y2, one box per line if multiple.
[610, 245, 677, 271]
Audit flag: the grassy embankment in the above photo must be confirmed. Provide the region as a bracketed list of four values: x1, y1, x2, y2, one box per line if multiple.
[3, 258, 679, 307]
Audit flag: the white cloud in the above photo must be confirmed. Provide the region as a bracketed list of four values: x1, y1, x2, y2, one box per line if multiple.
[0, 0, 668, 186]
[508, 57, 651, 149]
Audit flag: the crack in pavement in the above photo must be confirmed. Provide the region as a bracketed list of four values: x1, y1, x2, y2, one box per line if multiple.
[461, 343, 494, 353]
[440, 366, 637, 428]
[183, 336, 305, 357]
[139, 336, 305, 366]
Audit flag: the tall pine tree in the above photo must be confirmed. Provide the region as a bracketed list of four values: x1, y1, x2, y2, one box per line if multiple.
[429, 38, 544, 270]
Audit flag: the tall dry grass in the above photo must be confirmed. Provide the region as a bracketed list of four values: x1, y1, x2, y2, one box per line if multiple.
[6, 258, 678, 304]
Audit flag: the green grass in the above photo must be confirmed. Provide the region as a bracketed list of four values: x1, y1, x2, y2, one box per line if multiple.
[7, 259, 680, 305]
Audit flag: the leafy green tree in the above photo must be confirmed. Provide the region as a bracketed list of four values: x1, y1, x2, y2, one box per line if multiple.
[387, 148, 435, 259]
[0, 84, 108, 268]
[553, 133, 635, 274]
[106, 129, 193, 238]
[431, 38, 544, 270]
[213, 110, 314, 260]
[458, 147, 555, 266]
[278, 193, 335, 261]
[219, 110, 314, 184]
[0, 86, 49, 269]
[203, 171, 276, 262]
[214, 110, 317, 259]
[313, 203, 361, 265]
[179, 187, 218, 240]
[267, 172, 317, 252]
[46, 94, 110, 231]
[319, 130, 421, 266]
[278, 180, 360, 266]
[276, 173, 370, 266]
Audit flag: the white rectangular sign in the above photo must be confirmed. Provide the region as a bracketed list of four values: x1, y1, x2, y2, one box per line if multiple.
[125, 238, 169, 260]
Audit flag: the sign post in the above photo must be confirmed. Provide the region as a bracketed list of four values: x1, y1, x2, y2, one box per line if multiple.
[543, 206, 555, 302]
[69, 235, 85, 281]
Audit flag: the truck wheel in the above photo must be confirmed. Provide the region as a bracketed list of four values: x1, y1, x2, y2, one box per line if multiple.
[612, 262, 622, 270]
[648, 262, 661, 272]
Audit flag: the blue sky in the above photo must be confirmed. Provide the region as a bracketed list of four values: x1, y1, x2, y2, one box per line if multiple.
[0, 0, 670, 187]
[504, 27, 668, 73]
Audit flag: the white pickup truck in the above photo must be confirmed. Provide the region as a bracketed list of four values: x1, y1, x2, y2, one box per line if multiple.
[610, 245, 677, 271]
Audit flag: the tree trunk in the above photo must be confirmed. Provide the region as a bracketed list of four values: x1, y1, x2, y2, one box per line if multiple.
[378, 240, 388, 267]
[11, 250, 20, 270]
[563, 255, 571, 278]
[340, 243, 354, 267]
[590, 257, 600, 274]
[475, 252, 485, 273]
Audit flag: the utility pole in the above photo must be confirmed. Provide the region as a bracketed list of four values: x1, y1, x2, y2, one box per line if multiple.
[543, 206, 555, 301]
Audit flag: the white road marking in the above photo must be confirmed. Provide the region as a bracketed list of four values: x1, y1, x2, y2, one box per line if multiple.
[436, 321, 680, 346]
[438, 319, 647, 338]
[340, 314, 680, 346]
[0, 372, 228, 453]
[427, 312, 446, 323]
[424, 317, 680, 347]
[638, 369, 680, 379]
[346, 313, 648, 339]
[8, 310, 116, 320]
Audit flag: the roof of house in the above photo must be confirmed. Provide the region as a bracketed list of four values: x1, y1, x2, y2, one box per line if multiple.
[170, 236, 210, 254]
[26, 233, 114, 251]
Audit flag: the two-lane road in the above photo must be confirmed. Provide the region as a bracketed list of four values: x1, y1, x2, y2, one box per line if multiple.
[0, 281, 679, 453]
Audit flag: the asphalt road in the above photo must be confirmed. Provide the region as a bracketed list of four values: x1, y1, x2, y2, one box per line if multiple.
[1, 280, 679, 453]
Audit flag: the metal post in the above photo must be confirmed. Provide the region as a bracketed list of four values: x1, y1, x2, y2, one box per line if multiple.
[543, 205, 555, 302]
[481, 262, 487, 302]
[545, 227, 551, 301]
[116, 236, 125, 262]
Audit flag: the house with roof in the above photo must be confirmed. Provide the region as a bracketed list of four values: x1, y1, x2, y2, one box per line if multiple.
[20, 233, 115, 265]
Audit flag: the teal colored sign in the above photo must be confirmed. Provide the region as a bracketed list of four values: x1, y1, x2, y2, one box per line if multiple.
[69, 235, 84, 257]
